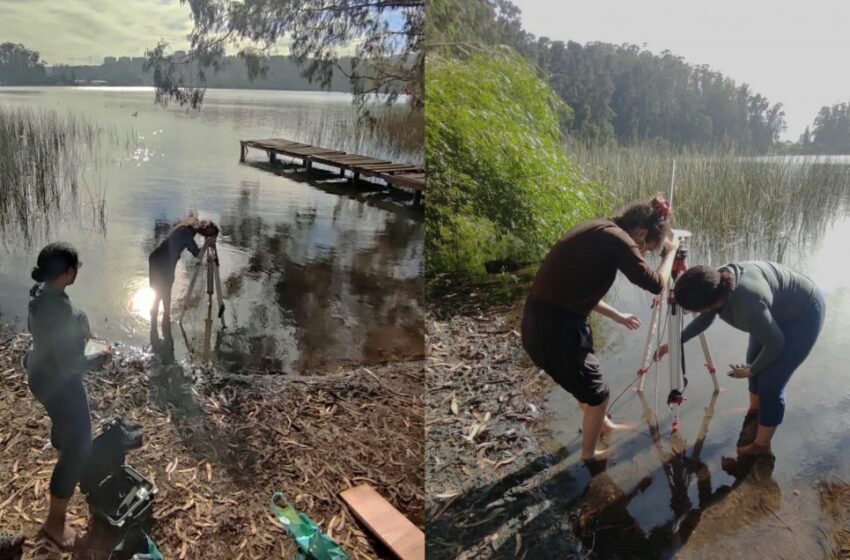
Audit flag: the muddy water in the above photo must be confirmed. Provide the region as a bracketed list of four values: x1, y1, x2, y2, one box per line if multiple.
[0, 87, 423, 373]
[530, 210, 850, 558]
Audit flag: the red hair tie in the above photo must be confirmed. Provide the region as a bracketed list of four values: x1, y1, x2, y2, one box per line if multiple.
[654, 199, 671, 219]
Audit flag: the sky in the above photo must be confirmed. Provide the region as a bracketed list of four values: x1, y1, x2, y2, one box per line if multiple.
[514, 0, 850, 140]
[0, 0, 195, 64]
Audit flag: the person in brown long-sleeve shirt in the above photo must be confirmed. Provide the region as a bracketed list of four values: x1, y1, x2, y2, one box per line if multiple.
[522, 195, 680, 461]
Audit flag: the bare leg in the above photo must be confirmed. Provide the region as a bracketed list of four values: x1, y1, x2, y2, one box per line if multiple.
[739, 424, 777, 456]
[151, 293, 161, 320]
[42, 494, 75, 549]
[162, 287, 172, 324]
[738, 393, 760, 447]
[580, 403, 635, 436]
[581, 397, 610, 461]
[748, 392, 759, 413]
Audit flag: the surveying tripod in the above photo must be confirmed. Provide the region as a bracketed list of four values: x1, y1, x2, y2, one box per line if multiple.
[180, 239, 227, 329]
[635, 229, 720, 433]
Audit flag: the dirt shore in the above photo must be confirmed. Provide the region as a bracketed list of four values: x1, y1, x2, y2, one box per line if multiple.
[0, 330, 423, 560]
[425, 289, 578, 559]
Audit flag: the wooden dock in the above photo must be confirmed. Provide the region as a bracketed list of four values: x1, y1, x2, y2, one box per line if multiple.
[239, 138, 425, 196]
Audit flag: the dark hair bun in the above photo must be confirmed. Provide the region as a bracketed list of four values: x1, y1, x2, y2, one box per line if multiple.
[718, 271, 736, 294]
[31, 267, 45, 282]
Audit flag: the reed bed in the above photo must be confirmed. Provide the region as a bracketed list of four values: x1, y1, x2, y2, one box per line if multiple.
[568, 142, 850, 263]
[0, 107, 111, 244]
[275, 104, 423, 165]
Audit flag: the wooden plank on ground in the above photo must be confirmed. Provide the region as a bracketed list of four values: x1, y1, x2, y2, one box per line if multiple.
[340, 484, 424, 560]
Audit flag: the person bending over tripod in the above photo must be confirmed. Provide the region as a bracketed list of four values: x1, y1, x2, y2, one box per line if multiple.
[149, 217, 218, 325]
[659, 262, 825, 456]
[522, 196, 680, 461]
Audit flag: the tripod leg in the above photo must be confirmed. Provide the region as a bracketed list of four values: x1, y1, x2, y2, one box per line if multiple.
[668, 297, 684, 432]
[213, 257, 226, 328]
[698, 332, 720, 393]
[637, 300, 662, 392]
[180, 245, 209, 323]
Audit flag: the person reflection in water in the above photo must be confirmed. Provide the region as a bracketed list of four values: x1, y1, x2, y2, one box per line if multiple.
[150, 318, 175, 365]
[148, 217, 219, 327]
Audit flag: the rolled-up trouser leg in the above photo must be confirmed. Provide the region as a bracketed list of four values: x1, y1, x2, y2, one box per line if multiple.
[755, 291, 825, 427]
[43, 377, 92, 499]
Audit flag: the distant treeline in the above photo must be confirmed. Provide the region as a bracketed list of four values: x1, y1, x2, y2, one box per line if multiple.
[0, 42, 353, 93]
[428, 0, 850, 155]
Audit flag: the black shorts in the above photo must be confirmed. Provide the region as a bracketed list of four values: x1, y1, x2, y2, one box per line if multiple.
[148, 257, 174, 292]
[521, 297, 609, 406]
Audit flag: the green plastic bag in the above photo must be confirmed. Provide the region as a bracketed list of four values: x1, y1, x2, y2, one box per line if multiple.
[270, 492, 351, 560]
[109, 526, 164, 560]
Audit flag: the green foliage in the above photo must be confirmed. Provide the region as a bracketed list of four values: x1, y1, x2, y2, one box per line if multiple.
[534, 41, 786, 152]
[144, 0, 423, 112]
[426, 48, 606, 276]
[426, 0, 532, 58]
[427, 0, 787, 153]
[810, 102, 850, 154]
[0, 43, 48, 85]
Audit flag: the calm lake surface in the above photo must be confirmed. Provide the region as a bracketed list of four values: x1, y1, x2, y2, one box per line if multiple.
[529, 198, 850, 558]
[0, 86, 424, 373]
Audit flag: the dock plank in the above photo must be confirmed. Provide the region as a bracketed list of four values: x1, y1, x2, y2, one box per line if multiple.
[241, 137, 424, 191]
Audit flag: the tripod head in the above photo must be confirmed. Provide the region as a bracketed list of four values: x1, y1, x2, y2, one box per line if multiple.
[671, 229, 692, 277]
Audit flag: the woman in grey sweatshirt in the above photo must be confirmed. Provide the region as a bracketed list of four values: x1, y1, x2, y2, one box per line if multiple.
[25, 243, 112, 550]
[668, 261, 825, 456]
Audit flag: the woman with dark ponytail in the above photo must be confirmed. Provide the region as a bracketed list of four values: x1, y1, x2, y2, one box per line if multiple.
[25, 243, 112, 550]
[522, 195, 680, 462]
[661, 262, 825, 456]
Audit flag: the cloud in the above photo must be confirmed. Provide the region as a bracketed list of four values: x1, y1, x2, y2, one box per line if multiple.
[0, 0, 193, 64]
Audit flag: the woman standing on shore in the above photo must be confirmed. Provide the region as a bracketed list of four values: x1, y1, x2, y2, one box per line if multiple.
[25, 243, 112, 550]
[521, 196, 679, 461]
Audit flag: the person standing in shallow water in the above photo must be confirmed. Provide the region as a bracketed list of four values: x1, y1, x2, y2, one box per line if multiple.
[148, 217, 219, 326]
[659, 262, 825, 456]
[521, 196, 679, 461]
[25, 243, 112, 551]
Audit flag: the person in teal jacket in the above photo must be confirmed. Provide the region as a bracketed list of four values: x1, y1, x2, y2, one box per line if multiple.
[660, 261, 825, 456]
[25, 243, 112, 550]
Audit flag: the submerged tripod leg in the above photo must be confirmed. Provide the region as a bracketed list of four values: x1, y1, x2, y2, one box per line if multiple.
[180, 245, 209, 323]
[212, 252, 226, 328]
[698, 332, 720, 393]
[637, 299, 662, 392]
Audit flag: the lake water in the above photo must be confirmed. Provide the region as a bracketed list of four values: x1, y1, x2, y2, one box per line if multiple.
[0, 86, 424, 373]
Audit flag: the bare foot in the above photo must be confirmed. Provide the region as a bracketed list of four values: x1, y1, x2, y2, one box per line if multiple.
[737, 442, 772, 457]
[580, 448, 609, 461]
[41, 521, 76, 552]
[601, 417, 636, 436]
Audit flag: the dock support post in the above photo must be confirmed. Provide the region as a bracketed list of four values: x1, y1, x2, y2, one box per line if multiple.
[414, 191, 423, 206]
[240, 142, 246, 162]
[305, 158, 313, 172]
[268, 151, 277, 165]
